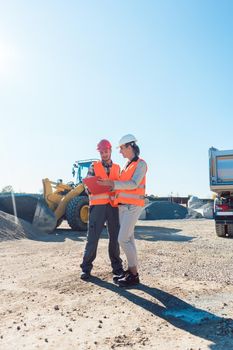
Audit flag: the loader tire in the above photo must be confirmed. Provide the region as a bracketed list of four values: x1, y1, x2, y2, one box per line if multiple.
[66, 196, 89, 231]
[215, 223, 227, 237]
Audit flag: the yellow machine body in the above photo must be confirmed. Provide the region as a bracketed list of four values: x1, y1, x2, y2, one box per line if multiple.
[42, 178, 89, 230]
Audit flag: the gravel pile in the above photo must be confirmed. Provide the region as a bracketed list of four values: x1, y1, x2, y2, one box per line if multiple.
[187, 196, 214, 219]
[0, 210, 39, 241]
[144, 201, 188, 220]
[142, 199, 214, 220]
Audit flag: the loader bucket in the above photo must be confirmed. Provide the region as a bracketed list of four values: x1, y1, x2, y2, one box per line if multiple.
[32, 198, 57, 233]
[0, 194, 57, 233]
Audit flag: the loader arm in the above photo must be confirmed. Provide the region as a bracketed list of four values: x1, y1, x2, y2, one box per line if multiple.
[43, 178, 71, 211]
[54, 183, 86, 220]
[42, 178, 86, 221]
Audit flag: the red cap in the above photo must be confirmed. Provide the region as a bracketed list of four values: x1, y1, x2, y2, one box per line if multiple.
[97, 139, 112, 151]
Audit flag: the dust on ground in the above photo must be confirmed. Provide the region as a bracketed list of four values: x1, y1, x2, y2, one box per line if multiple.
[1, 217, 233, 349]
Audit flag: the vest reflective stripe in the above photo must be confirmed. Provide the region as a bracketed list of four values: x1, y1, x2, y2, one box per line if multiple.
[116, 193, 145, 199]
[138, 184, 145, 189]
[89, 194, 109, 201]
[89, 161, 120, 206]
[114, 158, 147, 207]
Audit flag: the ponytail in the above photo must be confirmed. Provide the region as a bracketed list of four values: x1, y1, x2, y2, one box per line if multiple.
[125, 141, 140, 156]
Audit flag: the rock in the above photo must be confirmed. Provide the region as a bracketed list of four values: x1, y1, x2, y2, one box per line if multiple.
[188, 196, 203, 209]
[186, 209, 203, 219]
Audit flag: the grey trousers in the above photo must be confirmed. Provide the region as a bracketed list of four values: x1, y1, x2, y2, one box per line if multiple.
[118, 205, 143, 268]
[80, 204, 123, 273]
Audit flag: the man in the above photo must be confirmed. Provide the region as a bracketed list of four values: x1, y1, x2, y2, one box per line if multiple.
[80, 139, 124, 280]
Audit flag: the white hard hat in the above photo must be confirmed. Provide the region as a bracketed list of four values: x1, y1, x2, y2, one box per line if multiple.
[118, 134, 137, 147]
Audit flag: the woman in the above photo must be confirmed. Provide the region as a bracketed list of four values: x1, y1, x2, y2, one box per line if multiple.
[97, 134, 147, 287]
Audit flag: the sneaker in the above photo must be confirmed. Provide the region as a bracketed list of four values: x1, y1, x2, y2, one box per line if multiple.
[113, 269, 128, 284]
[117, 272, 140, 287]
[80, 271, 91, 280]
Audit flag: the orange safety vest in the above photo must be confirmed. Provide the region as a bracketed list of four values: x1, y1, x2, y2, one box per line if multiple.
[89, 161, 120, 206]
[114, 159, 147, 207]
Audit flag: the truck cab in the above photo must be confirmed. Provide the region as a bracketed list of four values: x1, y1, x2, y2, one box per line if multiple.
[209, 147, 233, 237]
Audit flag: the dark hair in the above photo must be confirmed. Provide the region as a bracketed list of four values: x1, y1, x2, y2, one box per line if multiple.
[125, 141, 140, 156]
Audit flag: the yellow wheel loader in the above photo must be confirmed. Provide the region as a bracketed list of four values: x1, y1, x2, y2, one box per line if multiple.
[42, 177, 89, 231]
[0, 159, 97, 233]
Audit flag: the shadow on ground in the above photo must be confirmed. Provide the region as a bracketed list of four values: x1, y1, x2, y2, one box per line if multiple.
[27, 227, 86, 243]
[135, 225, 194, 242]
[89, 277, 233, 349]
[26, 224, 194, 243]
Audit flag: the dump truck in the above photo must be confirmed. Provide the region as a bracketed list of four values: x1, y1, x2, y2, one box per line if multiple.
[209, 147, 233, 237]
[0, 159, 97, 233]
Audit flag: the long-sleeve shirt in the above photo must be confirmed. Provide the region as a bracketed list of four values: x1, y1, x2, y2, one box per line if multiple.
[113, 157, 147, 190]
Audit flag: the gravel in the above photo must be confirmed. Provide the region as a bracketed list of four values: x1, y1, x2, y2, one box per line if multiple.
[0, 210, 40, 241]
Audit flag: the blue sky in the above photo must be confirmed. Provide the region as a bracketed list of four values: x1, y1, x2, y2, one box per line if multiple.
[0, 0, 232, 197]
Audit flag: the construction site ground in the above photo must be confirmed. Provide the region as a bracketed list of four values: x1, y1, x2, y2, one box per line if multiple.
[1, 218, 233, 350]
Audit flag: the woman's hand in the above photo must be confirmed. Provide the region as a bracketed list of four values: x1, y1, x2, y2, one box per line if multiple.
[97, 179, 114, 188]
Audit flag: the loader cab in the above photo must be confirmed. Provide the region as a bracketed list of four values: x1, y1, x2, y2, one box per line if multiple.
[72, 159, 98, 184]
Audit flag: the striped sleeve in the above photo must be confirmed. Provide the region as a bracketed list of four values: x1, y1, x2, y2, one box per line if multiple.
[113, 160, 147, 190]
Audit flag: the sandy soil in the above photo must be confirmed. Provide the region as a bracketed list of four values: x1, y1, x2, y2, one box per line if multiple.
[1, 219, 233, 350]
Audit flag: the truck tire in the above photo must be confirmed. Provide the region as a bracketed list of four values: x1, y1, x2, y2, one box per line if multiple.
[215, 223, 227, 237]
[227, 224, 233, 237]
[66, 196, 89, 231]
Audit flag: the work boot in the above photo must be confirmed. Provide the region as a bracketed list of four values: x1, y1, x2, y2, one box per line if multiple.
[112, 269, 127, 284]
[80, 271, 91, 280]
[117, 271, 140, 287]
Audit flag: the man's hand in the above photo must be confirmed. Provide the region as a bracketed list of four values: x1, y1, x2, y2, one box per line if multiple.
[97, 179, 114, 188]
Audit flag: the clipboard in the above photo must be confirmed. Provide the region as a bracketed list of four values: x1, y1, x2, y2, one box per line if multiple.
[83, 176, 112, 194]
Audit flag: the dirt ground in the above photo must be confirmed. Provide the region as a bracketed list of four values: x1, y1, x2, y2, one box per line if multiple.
[1, 219, 233, 350]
